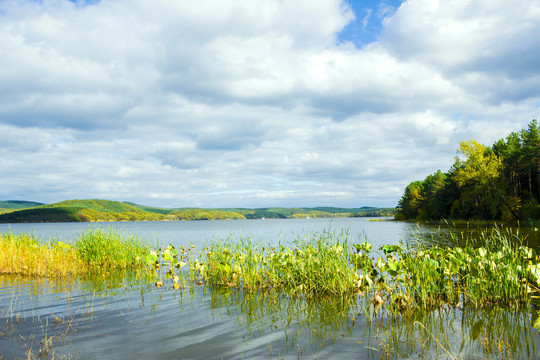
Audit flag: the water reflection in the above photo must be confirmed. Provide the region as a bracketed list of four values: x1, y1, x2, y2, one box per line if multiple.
[403, 222, 540, 250]
[2, 273, 540, 359]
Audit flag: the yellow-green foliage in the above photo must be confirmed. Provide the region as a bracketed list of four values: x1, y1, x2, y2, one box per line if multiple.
[0, 233, 81, 277]
[171, 209, 246, 220]
[0, 228, 150, 278]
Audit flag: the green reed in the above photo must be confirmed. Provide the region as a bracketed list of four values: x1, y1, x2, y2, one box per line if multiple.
[75, 227, 149, 274]
[189, 229, 357, 296]
[184, 228, 540, 312]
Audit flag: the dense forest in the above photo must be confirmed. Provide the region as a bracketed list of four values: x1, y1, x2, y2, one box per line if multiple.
[395, 120, 540, 221]
[0, 199, 394, 223]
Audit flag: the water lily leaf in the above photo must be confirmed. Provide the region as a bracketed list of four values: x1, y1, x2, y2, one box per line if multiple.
[352, 253, 372, 271]
[354, 242, 372, 254]
[175, 261, 187, 269]
[163, 252, 174, 262]
[424, 257, 439, 269]
[145, 253, 158, 265]
[381, 245, 400, 255]
[528, 264, 540, 284]
[376, 257, 386, 271]
[387, 258, 400, 277]
[532, 310, 540, 329]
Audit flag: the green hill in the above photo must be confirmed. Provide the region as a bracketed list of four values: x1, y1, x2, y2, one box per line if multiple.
[0, 200, 45, 213]
[0, 199, 394, 223]
[123, 202, 175, 215]
[0, 199, 165, 223]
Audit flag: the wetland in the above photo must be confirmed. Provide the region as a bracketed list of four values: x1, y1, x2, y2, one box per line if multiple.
[1, 218, 540, 359]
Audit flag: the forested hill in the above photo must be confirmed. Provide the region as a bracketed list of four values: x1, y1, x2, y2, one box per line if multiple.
[395, 120, 540, 221]
[0, 199, 394, 223]
[0, 200, 45, 209]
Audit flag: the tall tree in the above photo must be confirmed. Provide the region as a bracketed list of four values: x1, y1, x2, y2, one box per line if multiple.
[521, 120, 540, 201]
[451, 140, 512, 219]
[395, 181, 424, 220]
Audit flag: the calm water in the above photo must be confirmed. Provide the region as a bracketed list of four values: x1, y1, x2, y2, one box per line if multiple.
[0, 217, 409, 249]
[1, 219, 540, 359]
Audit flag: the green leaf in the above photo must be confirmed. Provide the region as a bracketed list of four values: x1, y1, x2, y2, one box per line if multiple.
[376, 257, 386, 271]
[145, 253, 158, 265]
[381, 245, 401, 255]
[528, 263, 540, 284]
[532, 310, 540, 329]
[354, 242, 372, 254]
[57, 241, 71, 250]
[163, 252, 174, 262]
[387, 257, 400, 277]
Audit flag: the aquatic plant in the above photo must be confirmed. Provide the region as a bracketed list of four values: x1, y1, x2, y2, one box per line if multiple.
[0, 228, 150, 278]
[0, 232, 80, 277]
[75, 227, 149, 273]
[185, 228, 540, 312]
[189, 230, 357, 296]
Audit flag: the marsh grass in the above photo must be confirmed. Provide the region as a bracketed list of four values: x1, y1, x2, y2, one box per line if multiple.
[0, 232, 80, 277]
[187, 228, 540, 313]
[75, 228, 149, 274]
[190, 229, 357, 296]
[0, 228, 150, 278]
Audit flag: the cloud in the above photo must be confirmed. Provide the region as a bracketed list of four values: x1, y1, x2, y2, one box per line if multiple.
[380, 0, 540, 103]
[1, 0, 540, 208]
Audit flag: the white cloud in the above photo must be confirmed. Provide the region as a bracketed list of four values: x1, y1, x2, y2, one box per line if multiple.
[1, 0, 540, 208]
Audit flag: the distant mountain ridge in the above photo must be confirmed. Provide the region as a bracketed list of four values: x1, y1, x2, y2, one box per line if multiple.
[0, 199, 394, 223]
[0, 200, 45, 209]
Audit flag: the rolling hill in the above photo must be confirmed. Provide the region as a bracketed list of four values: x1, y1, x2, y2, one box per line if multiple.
[0, 199, 394, 223]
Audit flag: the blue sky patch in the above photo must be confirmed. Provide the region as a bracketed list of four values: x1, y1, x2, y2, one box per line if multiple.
[338, 0, 403, 47]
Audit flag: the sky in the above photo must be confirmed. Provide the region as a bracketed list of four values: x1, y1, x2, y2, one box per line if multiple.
[1, 0, 540, 209]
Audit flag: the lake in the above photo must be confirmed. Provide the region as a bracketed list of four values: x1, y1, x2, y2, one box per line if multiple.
[0, 217, 409, 249]
[1, 218, 540, 359]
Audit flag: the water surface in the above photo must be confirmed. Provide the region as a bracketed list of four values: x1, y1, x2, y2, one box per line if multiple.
[2, 218, 540, 359]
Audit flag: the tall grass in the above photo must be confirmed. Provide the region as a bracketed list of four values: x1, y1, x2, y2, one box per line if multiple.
[75, 228, 148, 272]
[187, 228, 540, 311]
[0, 228, 150, 278]
[190, 230, 357, 296]
[0, 232, 80, 277]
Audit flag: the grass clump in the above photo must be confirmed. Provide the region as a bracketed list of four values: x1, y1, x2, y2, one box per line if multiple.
[0, 228, 150, 278]
[0, 232, 81, 277]
[190, 230, 357, 296]
[75, 228, 148, 273]
[187, 228, 540, 311]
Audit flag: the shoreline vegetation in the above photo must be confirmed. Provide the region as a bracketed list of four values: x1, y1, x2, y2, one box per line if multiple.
[183, 228, 540, 312]
[0, 228, 150, 278]
[3, 228, 540, 359]
[0, 199, 394, 223]
[396, 120, 540, 223]
[4, 227, 539, 313]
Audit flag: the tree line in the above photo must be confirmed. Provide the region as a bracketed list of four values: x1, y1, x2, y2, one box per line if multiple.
[395, 120, 540, 221]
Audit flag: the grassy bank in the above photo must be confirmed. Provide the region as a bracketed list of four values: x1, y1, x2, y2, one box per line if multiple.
[0, 228, 150, 278]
